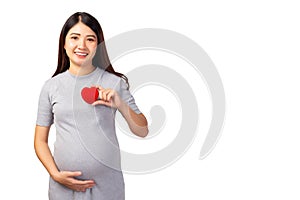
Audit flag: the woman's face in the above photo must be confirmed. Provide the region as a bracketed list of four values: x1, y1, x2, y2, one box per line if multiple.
[64, 22, 98, 68]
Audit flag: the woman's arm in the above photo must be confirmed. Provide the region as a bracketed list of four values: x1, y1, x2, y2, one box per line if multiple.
[34, 126, 59, 177]
[92, 86, 149, 137]
[34, 125, 95, 192]
[118, 103, 149, 137]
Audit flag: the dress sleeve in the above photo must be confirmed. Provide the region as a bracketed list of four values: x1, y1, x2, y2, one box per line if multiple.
[118, 79, 141, 114]
[36, 80, 54, 126]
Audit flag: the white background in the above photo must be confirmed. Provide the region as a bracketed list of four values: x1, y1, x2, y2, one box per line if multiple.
[1, 0, 299, 199]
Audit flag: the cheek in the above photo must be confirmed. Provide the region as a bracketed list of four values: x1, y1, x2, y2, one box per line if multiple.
[89, 44, 98, 54]
[90, 43, 97, 50]
[65, 41, 76, 51]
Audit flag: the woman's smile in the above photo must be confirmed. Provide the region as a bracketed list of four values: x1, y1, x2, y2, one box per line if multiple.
[64, 22, 98, 68]
[74, 51, 89, 58]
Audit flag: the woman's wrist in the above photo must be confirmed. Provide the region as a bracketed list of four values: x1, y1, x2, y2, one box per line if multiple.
[117, 100, 129, 114]
[50, 170, 61, 181]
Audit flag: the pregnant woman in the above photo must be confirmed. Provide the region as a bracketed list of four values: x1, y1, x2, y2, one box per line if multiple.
[34, 12, 148, 200]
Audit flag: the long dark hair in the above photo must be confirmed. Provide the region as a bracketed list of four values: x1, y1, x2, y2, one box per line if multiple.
[52, 12, 128, 87]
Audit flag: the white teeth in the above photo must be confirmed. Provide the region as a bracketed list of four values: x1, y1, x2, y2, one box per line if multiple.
[75, 52, 88, 56]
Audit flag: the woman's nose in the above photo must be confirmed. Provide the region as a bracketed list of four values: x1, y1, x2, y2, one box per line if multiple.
[78, 39, 86, 48]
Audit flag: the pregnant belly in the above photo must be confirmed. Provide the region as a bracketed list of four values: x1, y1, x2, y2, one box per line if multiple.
[53, 137, 107, 180]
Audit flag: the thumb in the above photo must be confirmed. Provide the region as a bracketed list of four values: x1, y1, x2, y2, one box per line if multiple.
[92, 100, 108, 106]
[64, 171, 82, 177]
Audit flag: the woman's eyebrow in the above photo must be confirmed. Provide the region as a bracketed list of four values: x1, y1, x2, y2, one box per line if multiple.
[70, 33, 80, 36]
[86, 35, 96, 38]
[69, 33, 96, 38]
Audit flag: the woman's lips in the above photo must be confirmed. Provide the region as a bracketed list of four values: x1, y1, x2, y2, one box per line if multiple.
[75, 52, 88, 58]
[75, 52, 88, 56]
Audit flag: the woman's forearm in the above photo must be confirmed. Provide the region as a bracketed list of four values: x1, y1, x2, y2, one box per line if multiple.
[34, 126, 60, 179]
[118, 103, 149, 138]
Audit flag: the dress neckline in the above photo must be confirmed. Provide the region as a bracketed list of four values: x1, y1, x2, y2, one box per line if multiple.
[67, 67, 100, 80]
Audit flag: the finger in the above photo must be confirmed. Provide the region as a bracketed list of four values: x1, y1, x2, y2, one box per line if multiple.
[92, 100, 108, 106]
[85, 182, 96, 187]
[94, 85, 104, 90]
[73, 179, 95, 185]
[81, 180, 96, 185]
[101, 89, 110, 101]
[104, 89, 115, 101]
[107, 92, 113, 101]
[98, 89, 102, 100]
[100, 91, 106, 101]
[62, 171, 82, 177]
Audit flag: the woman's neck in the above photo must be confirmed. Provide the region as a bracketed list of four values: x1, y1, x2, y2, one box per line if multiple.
[68, 64, 96, 76]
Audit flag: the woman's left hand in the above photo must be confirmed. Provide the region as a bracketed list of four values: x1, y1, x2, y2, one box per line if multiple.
[92, 85, 123, 109]
[92, 85, 148, 137]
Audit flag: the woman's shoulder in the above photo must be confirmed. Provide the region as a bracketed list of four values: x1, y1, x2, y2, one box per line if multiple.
[41, 71, 68, 90]
[101, 69, 123, 83]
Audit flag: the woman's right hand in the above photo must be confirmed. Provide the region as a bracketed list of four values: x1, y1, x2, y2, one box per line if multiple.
[53, 171, 96, 192]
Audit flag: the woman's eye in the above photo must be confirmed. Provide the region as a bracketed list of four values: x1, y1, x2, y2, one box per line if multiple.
[87, 38, 95, 42]
[71, 36, 78, 40]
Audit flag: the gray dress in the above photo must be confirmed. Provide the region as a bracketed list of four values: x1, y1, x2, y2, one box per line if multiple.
[36, 67, 141, 200]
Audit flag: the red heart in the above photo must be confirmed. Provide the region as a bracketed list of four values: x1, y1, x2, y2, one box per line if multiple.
[81, 87, 99, 104]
